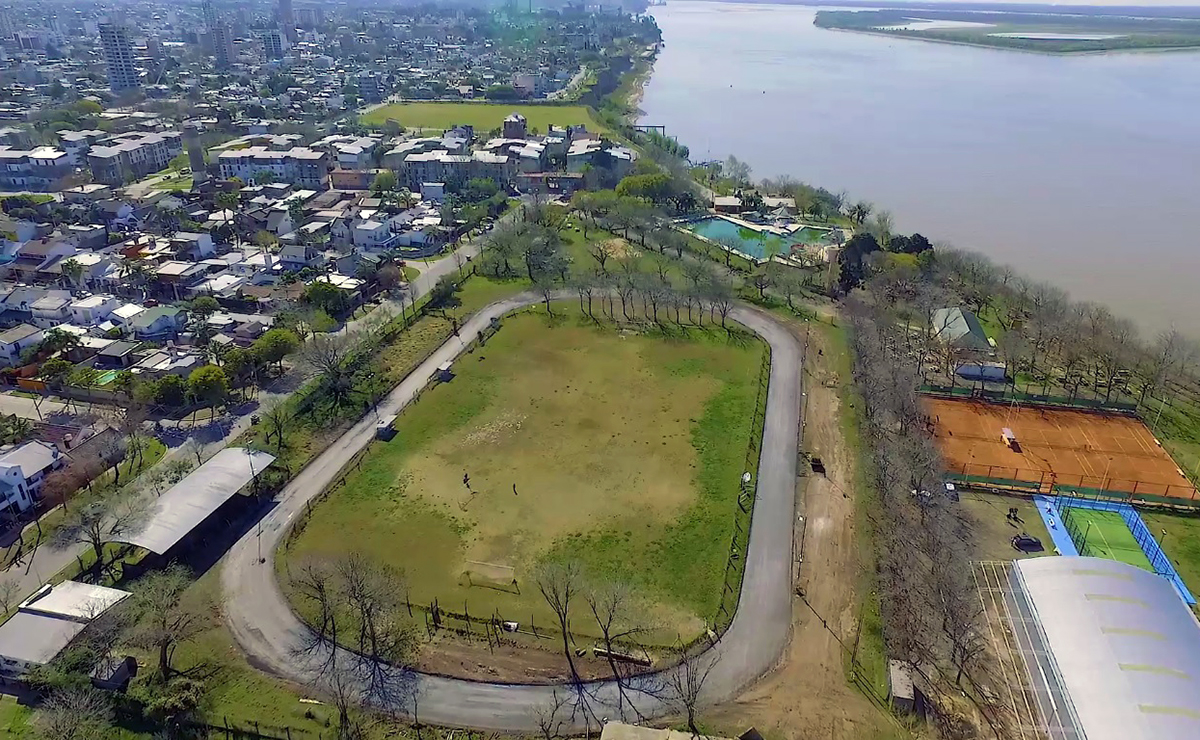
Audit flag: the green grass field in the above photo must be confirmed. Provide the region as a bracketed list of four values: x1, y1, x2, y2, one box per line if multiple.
[360, 102, 603, 133]
[282, 309, 765, 643]
[1064, 507, 1154, 571]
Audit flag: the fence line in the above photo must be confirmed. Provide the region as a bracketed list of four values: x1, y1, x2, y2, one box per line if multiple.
[944, 462, 1200, 507]
[919, 384, 1138, 413]
[282, 304, 777, 660]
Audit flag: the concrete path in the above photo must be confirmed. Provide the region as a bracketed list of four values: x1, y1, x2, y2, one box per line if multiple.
[222, 294, 803, 732]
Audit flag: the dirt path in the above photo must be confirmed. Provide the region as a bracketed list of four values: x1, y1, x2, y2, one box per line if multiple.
[709, 318, 901, 740]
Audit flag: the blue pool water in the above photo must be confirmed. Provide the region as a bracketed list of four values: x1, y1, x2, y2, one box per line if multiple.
[684, 217, 828, 259]
[685, 217, 786, 259]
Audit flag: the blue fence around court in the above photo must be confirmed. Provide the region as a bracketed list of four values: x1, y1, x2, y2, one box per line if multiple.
[1033, 494, 1196, 605]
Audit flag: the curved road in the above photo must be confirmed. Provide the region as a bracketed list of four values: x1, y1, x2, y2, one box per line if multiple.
[222, 293, 803, 731]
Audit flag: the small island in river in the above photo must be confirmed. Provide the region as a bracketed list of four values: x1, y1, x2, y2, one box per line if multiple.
[814, 7, 1200, 54]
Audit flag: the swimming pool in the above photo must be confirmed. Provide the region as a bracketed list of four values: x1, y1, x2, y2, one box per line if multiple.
[684, 217, 829, 260]
[95, 369, 120, 386]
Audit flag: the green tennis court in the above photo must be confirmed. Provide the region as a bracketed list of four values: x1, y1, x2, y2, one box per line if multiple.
[1064, 507, 1155, 571]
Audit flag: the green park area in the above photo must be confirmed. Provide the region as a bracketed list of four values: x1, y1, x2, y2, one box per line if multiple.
[360, 102, 603, 133]
[282, 309, 765, 643]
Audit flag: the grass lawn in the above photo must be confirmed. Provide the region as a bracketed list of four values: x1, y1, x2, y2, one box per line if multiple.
[155, 174, 193, 191]
[0, 695, 31, 738]
[960, 491, 1054, 561]
[1142, 510, 1200, 601]
[401, 265, 421, 282]
[360, 102, 604, 133]
[282, 308, 765, 643]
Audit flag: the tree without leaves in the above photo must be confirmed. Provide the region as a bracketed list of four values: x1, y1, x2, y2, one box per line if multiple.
[261, 400, 296, 453]
[535, 560, 583, 685]
[664, 646, 718, 737]
[33, 687, 113, 740]
[585, 581, 651, 718]
[300, 332, 355, 404]
[51, 492, 148, 570]
[129, 565, 208, 682]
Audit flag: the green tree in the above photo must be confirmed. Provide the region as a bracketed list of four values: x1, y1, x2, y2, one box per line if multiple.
[154, 375, 188, 407]
[253, 170, 277, 185]
[615, 173, 673, 204]
[189, 296, 220, 318]
[371, 170, 397, 194]
[303, 280, 347, 315]
[40, 358, 74, 385]
[187, 365, 230, 411]
[251, 328, 300, 370]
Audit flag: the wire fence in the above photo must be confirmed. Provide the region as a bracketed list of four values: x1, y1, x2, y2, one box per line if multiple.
[281, 305, 777, 661]
[944, 462, 1200, 508]
[920, 383, 1138, 413]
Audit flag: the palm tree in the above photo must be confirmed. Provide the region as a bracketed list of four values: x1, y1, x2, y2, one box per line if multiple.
[60, 258, 84, 289]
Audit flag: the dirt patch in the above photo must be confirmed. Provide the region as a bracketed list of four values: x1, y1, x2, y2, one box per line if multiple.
[602, 238, 638, 260]
[959, 491, 1055, 561]
[708, 318, 902, 740]
[415, 629, 619, 684]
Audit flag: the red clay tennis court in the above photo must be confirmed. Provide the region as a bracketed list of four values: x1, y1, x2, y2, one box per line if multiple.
[925, 396, 1197, 501]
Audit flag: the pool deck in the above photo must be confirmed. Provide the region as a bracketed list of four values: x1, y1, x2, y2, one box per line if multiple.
[678, 213, 837, 266]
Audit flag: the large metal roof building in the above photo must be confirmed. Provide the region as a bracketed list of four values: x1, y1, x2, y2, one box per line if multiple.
[1009, 557, 1200, 740]
[112, 447, 275, 555]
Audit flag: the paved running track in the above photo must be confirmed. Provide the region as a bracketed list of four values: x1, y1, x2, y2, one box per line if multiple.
[222, 292, 803, 732]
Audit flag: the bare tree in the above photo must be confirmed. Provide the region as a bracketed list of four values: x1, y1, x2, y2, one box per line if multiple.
[51, 492, 148, 570]
[586, 581, 650, 718]
[129, 565, 208, 681]
[708, 277, 735, 328]
[261, 400, 296, 453]
[0, 577, 20, 614]
[301, 332, 356, 404]
[533, 689, 570, 740]
[181, 436, 205, 467]
[664, 646, 718, 737]
[33, 687, 113, 740]
[535, 560, 583, 684]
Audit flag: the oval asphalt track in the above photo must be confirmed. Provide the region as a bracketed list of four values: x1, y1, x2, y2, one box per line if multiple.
[221, 292, 803, 732]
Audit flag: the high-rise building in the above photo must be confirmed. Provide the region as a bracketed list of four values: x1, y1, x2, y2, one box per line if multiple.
[100, 22, 140, 93]
[212, 22, 235, 69]
[278, 0, 295, 42]
[183, 124, 208, 185]
[260, 29, 284, 61]
[202, 0, 218, 32]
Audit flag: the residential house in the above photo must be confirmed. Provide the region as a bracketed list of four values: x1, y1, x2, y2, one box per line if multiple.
[93, 340, 139, 369]
[0, 323, 42, 367]
[278, 242, 323, 271]
[130, 345, 202, 377]
[69, 295, 121, 327]
[127, 306, 187, 340]
[153, 261, 207, 298]
[0, 441, 63, 514]
[168, 232, 215, 260]
[28, 291, 72, 328]
[352, 220, 394, 250]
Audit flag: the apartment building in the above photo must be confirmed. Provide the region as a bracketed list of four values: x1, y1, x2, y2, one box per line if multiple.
[0, 147, 70, 191]
[87, 132, 183, 186]
[400, 150, 514, 189]
[217, 146, 329, 190]
[100, 22, 140, 92]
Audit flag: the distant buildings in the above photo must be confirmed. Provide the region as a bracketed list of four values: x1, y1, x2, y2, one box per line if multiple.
[503, 113, 527, 139]
[217, 146, 330, 190]
[87, 132, 183, 186]
[212, 23, 235, 69]
[99, 22, 140, 93]
[261, 29, 285, 61]
[278, 0, 296, 42]
[0, 146, 70, 191]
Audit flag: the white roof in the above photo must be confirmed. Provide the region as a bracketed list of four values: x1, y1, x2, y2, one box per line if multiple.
[1014, 557, 1200, 740]
[19, 581, 130, 621]
[113, 448, 275, 555]
[0, 612, 87, 665]
[112, 303, 145, 320]
[0, 441, 58, 479]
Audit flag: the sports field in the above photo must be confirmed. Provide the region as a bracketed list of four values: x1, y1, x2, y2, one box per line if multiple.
[283, 311, 765, 642]
[926, 397, 1195, 499]
[1061, 507, 1154, 570]
[359, 102, 603, 132]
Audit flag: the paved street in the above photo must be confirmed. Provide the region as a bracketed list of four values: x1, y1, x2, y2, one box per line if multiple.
[222, 294, 803, 732]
